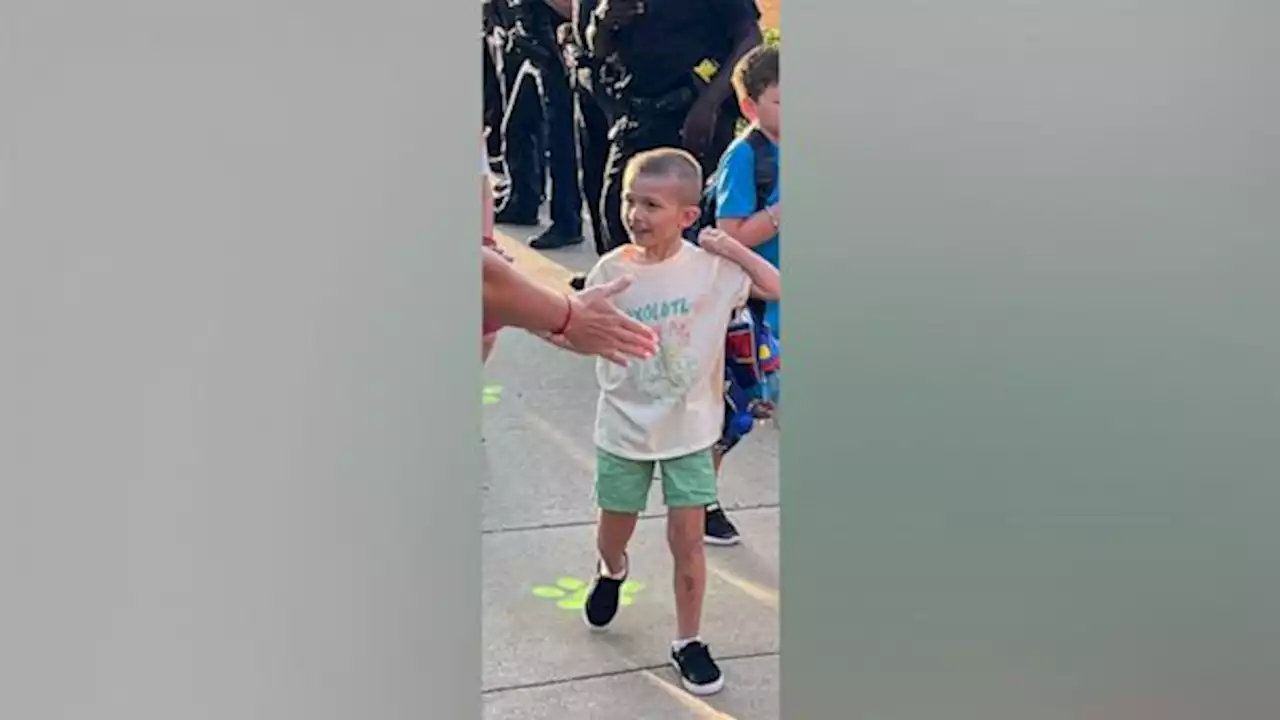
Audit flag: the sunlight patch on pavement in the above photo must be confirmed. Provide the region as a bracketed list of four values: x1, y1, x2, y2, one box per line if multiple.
[639, 670, 740, 719]
[492, 230, 576, 288]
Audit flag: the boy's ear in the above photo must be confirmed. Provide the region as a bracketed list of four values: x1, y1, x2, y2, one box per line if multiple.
[739, 97, 758, 122]
[680, 205, 703, 229]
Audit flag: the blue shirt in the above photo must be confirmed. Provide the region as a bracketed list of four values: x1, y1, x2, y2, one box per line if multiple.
[714, 130, 781, 335]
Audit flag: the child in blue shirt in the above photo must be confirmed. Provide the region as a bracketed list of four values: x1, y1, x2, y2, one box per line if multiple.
[702, 44, 781, 545]
[713, 44, 781, 335]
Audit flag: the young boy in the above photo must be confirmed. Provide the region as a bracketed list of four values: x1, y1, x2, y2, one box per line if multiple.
[581, 147, 781, 696]
[703, 43, 782, 545]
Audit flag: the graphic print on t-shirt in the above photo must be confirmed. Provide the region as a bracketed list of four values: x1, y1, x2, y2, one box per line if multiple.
[629, 300, 698, 399]
[589, 242, 753, 460]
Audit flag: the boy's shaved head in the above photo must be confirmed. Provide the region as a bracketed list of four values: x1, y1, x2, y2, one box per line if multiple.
[623, 148, 704, 206]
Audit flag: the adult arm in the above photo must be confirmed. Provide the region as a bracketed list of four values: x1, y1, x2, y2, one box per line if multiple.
[682, 0, 763, 152]
[482, 248, 657, 363]
[544, 0, 573, 18]
[482, 248, 575, 333]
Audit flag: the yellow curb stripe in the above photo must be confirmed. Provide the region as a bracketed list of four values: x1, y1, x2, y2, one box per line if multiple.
[492, 230, 576, 289]
[708, 565, 779, 610]
[640, 670, 740, 719]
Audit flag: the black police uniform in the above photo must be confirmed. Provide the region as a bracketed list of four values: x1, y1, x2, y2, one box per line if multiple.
[589, 0, 762, 252]
[524, 1, 585, 247]
[496, 0, 584, 243]
[569, 0, 615, 255]
[483, 0, 516, 163]
[482, 40, 505, 161]
[491, 0, 548, 224]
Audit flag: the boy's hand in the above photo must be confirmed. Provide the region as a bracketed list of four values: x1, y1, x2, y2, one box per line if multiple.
[698, 227, 746, 259]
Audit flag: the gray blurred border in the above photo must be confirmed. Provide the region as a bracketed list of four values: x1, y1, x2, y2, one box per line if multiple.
[783, 3, 1279, 718]
[2, 1, 480, 718]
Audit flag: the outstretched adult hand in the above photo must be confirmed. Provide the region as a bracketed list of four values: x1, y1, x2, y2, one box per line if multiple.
[560, 276, 657, 365]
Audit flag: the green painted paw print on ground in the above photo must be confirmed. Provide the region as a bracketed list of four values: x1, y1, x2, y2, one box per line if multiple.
[532, 577, 645, 610]
[482, 384, 503, 405]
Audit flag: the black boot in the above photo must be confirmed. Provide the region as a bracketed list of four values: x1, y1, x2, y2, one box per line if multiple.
[529, 225, 584, 250]
[494, 204, 540, 226]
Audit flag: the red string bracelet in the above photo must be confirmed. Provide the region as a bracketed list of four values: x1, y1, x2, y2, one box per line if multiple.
[551, 294, 573, 336]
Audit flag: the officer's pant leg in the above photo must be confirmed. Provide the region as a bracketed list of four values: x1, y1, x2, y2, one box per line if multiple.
[600, 111, 685, 252]
[576, 85, 610, 254]
[482, 40, 504, 159]
[499, 60, 545, 219]
[542, 62, 582, 235]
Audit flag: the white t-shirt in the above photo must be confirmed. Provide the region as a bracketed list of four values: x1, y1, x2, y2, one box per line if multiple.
[588, 241, 752, 460]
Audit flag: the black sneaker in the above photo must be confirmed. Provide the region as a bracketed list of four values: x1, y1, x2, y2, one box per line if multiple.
[583, 558, 626, 630]
[704, 503, 741, 546]
[671, 641, 724, 696]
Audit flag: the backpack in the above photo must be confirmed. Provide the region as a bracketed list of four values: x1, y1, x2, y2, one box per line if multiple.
[715, 305, 782, 454]
[688, 127, 778, 239]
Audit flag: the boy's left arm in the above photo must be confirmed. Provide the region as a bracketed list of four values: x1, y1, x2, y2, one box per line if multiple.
[715, 144, 780, 249]
[700, 228, 781, 301]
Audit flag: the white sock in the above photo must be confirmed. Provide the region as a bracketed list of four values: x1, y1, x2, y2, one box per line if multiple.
[672, 636, 701, 652]
[599, 556, 627, 580]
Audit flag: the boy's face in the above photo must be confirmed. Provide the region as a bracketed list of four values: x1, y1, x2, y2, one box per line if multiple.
[622, 174, 701, 248]
[743, 84, 781, 138]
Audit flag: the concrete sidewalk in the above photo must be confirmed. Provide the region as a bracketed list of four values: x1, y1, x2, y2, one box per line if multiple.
[481, 227, 780, 719]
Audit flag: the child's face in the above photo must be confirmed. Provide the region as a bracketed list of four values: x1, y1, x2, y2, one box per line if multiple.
[743, 84, 781, 138]
[622, 174, 701, 248]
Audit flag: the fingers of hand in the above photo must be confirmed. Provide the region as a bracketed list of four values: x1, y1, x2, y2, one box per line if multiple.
[597, 275, 633, 297]
[602, 351, 629, 366]
[626, 330, 658, 357]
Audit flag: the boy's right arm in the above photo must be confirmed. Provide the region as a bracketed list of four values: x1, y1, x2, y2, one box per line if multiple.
[699, 228, 781, 301]
[715, 143, 780, 248]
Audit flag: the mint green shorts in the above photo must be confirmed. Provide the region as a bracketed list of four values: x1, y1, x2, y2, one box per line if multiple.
[595, 447, 718, 514]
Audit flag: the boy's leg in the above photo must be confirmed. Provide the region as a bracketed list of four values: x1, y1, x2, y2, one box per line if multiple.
[704, 415, 743, 546]
[668, 505, 707, 639]
[585, 448, 651, 629]
[597, 509, 638, 580]
[662, 448, 725, 695]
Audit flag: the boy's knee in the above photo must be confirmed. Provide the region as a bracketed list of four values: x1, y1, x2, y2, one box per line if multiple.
[666, 511, 704, 555]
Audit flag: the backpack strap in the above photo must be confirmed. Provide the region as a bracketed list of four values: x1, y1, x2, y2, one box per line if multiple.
[741, 128, 777, 323]
[744, 128, 778, 212]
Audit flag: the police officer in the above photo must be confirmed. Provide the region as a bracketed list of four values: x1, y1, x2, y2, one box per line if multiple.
[525, 0, 585, 249]
[496, 0, 585, 249]
[563, 0, 614, 260]
[488, 0, 547, 226]
[587, 0, 763, 252]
